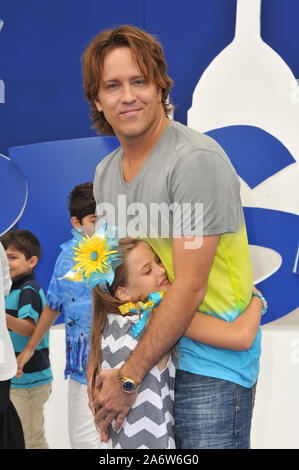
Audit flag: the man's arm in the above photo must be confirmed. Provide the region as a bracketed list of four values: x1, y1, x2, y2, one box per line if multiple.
[16, 304, 59, 377]
[94, 235, 219, 432]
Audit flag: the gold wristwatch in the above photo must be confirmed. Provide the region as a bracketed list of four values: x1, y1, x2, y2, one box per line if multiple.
[117, 369, 141, 394]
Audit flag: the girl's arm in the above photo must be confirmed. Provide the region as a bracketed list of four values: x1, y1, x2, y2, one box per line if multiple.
[6, 313, 35, 337]
[184, 288, 263, 351]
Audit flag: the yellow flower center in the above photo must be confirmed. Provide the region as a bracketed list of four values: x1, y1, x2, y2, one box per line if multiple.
[72, 235, 118, 279]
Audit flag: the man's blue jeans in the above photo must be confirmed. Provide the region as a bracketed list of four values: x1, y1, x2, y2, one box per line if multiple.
[174, 370, 256, 449]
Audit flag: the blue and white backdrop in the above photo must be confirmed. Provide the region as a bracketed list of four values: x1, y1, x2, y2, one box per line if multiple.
[0, 0, 298, 448]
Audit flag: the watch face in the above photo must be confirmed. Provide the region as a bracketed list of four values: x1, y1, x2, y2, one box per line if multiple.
[122, 380, 136, 393]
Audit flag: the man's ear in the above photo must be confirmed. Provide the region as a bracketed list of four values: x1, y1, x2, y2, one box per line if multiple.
[157, 86, 162, 102]
[115, 286, 133, 302]
[71, 216, 81, 231]
[94, 97, 103, 113]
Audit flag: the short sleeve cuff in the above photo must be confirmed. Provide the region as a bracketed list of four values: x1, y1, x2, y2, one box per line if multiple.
[18, 304, 39, 324]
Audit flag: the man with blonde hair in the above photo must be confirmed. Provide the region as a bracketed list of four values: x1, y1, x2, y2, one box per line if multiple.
[82, 25, 262, 449]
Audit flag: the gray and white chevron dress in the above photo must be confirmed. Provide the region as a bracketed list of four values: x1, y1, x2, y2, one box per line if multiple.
[101, 312, 176, 449]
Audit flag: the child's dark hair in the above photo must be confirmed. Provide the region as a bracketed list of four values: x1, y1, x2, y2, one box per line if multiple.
[68, 182, 96, 223]
[1, 229, 41, 260]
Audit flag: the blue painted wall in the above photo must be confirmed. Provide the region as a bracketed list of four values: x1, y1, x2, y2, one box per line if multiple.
[0, 0, 298, 324]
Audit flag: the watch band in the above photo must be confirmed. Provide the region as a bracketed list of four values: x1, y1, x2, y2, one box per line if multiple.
[117, 369, 141, 394]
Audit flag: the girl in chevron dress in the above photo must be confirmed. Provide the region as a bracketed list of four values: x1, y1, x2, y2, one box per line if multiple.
[86, 237, 264, 449]
[90, 237, 176, 449]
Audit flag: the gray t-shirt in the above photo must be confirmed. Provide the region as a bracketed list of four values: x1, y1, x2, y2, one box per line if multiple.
[93, 120, 258, 387]
[94, 120, 242, 239]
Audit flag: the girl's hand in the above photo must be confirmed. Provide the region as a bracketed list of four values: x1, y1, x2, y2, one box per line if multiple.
[252, 285, 268, 316]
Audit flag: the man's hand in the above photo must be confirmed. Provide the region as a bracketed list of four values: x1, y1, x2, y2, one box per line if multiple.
[86, 369, 110, 443]
[16, 348, 33, 378]
[93, 369, 137, 435]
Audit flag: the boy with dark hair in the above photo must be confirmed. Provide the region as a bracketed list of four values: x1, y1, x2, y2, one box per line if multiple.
[17, 183, 100, 449]
[1, 229, 52, 449]
[68, 181, 95, 220]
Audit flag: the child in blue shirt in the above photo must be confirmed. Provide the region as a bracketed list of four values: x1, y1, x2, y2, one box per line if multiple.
[1, 230, 52, 449]
[16, 183, 99, 449]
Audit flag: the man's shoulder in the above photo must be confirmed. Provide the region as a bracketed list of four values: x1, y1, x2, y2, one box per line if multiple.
[167, 121, 236, 172]
[94, 145, 122, 175]
[168, 121, 217, 149]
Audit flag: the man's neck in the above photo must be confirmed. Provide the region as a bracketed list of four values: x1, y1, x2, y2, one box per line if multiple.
[120, 116, 170, 183]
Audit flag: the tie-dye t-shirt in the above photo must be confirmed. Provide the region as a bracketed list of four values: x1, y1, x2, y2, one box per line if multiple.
[94, 120, 261, 388]
[147, 223, 261, 388]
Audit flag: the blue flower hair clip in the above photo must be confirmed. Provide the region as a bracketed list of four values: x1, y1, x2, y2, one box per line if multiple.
[62, 222, 122, 290]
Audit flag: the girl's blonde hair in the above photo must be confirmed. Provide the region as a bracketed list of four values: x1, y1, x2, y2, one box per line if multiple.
[90, 237, 143, 400]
